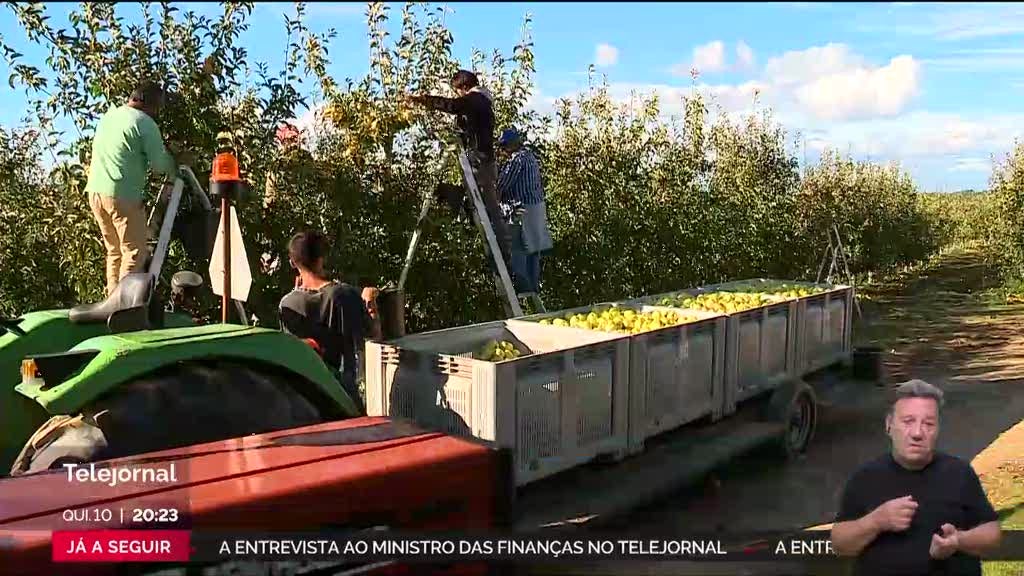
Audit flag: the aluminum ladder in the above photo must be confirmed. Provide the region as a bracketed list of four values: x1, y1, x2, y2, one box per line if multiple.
[397, 144, 546, 317]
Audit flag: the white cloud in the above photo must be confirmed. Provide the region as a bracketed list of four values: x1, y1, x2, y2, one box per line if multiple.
[736, 41, 755, 70]
[570, 45, 920, 125]
[690, 41, 727, 74]
[786, 111, 1024, 189]
[792, 55, 921, 121]
[765, 44, 866, 87]
[910, 115, 1005, 156]
[292, 103, 322, 134]
[600, 81, 767, 117]
[800, 112, 1024, 163]
[922, 53, 1024, 72]
[856, 4, 1024, 40]
[763, 44, 921, 121]
[595, 43, 619, 68]
[288, 102, 329, 150]
[524, 87, 560, 117]
[533, 38, 1011, 189]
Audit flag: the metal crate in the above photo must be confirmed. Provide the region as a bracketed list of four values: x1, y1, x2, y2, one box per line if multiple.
[512, 303, 728, 454]
[705, 278, 854, 375]
[629, 288, 799, 415]
[364, 320, 630, 486]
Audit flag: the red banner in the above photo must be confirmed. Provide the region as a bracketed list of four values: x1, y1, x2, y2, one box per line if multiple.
[52, 530, 191, 562]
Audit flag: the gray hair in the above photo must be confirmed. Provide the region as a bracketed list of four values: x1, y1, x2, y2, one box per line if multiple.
[888, 379, 944, 414]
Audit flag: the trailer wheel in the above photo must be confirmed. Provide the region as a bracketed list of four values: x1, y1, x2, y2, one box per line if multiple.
[763, 379, 818, 460]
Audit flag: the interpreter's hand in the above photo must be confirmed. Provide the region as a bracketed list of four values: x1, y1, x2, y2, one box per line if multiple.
[929, 524, 960, 560]
[870, 495, 918, 532]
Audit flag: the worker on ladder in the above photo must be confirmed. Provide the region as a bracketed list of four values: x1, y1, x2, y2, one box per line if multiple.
[407, 70, 512, 266]
[496, 128, 553, 309]
[85, 80, 190, 296]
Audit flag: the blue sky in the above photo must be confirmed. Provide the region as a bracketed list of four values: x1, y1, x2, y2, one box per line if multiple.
[3, 1, 1024, 191]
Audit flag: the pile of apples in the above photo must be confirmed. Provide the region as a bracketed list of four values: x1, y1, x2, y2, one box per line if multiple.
[538, 306, 699, 335]
[654, 283, 829, 314]
[476, 340, 523, 362]
[655, 291, 781, 314]
[726, 282, 828, 299]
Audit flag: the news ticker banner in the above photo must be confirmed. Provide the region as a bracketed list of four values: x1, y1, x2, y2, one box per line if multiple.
[36, 530, 1024, 563]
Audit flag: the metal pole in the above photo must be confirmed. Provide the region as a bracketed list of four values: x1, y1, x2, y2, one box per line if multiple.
[222, 196, 231, 324]
[148, 176, 184, 281]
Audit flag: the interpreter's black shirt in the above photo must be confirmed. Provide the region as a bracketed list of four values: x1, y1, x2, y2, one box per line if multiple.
[835, 452, 998, 576]
[278, 282, 371, 377]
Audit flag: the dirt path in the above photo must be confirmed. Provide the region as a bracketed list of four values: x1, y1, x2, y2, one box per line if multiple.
[609, 246, 1024, 534]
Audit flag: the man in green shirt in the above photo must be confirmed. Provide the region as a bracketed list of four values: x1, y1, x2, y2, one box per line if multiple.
[85, 80, 179, 296]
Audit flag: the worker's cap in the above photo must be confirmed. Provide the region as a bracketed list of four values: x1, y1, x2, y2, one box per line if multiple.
[498, 128, 522, 147]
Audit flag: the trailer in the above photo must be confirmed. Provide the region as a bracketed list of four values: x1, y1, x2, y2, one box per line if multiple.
[365, 279, 853, 488]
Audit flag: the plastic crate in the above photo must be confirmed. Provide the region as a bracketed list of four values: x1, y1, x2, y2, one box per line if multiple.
[511, 303, 728, 454]
[794, 284, 854, 374]
[364, 320, 630, 486]
[705, 278, 854, 375]
[629, 288, 799, 415]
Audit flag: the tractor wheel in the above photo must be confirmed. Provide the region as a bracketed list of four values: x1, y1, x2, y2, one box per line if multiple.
[11, 359, 325, 476]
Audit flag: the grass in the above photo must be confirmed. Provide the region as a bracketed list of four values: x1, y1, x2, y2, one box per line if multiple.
[981, 444, 1024, 576]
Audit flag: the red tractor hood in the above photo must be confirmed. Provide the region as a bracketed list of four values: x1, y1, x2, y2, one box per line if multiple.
[0, 417, 506, 575]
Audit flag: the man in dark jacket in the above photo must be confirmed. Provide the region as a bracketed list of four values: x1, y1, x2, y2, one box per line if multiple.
[408, 70, 511, 264]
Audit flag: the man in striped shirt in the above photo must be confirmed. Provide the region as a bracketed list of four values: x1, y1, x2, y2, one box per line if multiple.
[496, 129, 553, 295]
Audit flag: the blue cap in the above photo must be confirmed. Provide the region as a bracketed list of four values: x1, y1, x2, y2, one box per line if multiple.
[498, 128, 521, 147]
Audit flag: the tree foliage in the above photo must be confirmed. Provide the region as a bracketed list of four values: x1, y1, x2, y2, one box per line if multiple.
[0, 1, 958, 330]
[992, 142, 1024, 277]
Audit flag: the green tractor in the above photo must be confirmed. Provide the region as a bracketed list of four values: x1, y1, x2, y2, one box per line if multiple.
[1, 166, 361, 474]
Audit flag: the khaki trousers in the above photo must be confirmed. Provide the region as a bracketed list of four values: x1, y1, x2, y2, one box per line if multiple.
[89, 194, 148, 296]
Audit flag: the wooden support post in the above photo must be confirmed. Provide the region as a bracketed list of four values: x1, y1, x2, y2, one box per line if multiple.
[222, 196, 231, 324]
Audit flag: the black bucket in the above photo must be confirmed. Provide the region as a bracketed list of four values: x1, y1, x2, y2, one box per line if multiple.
[852, 346, 884, 382]
[378, 288, 406, 340]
